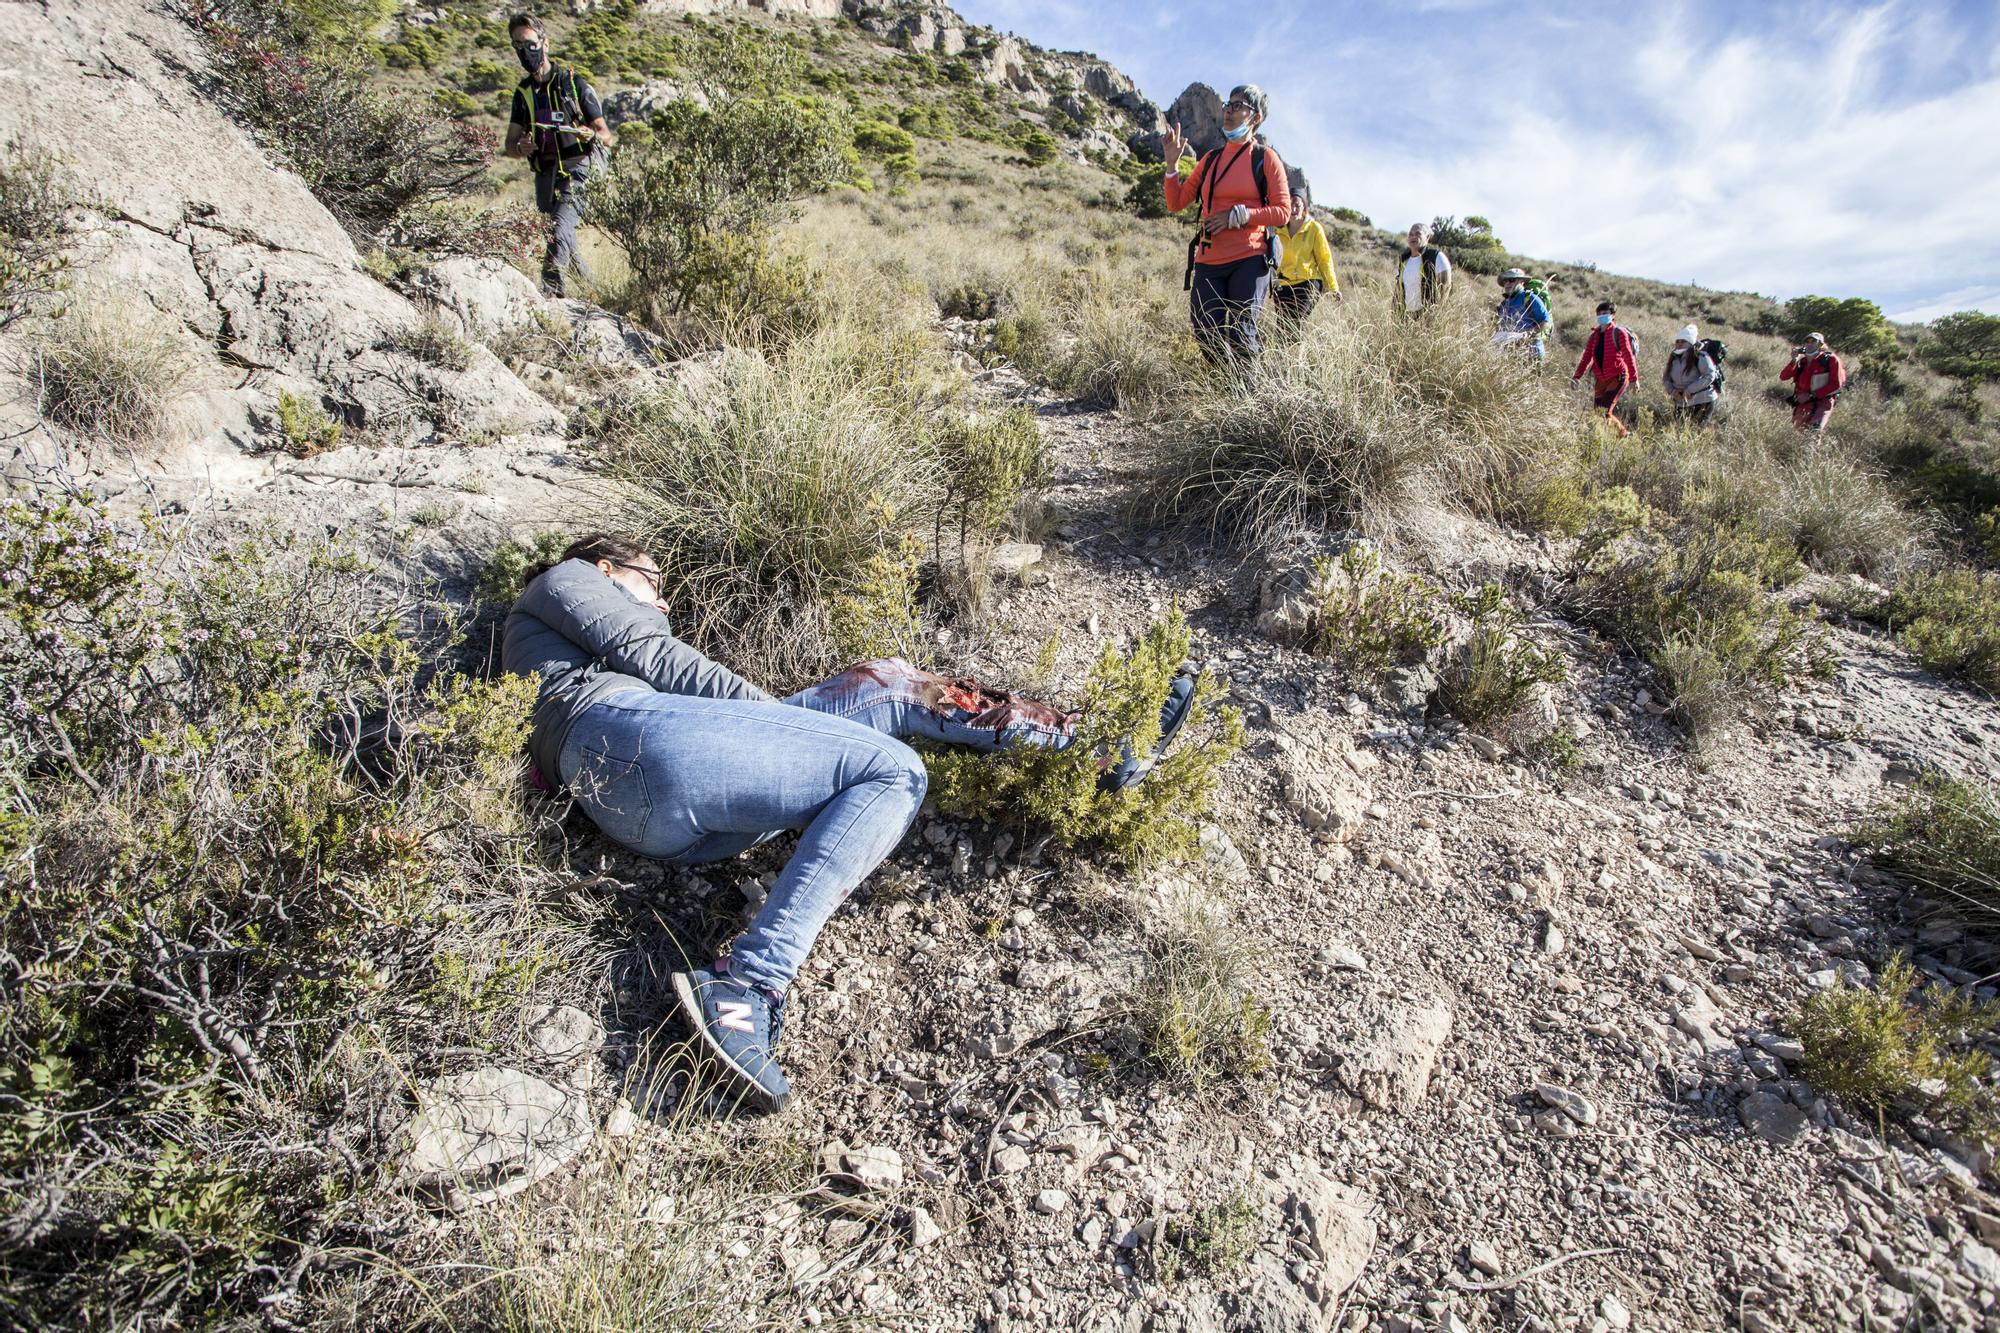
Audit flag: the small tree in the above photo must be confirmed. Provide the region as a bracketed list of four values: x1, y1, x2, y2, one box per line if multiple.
[1923, 311, 2000, 384]
[1429, 213, 1508, 274]
[593, 93, 850, 321]
[1781, 295, 1899, 367]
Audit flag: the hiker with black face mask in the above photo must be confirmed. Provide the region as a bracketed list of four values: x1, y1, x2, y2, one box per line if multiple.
[1162, 85, 1292, 365]
[504, 12, 611, 298]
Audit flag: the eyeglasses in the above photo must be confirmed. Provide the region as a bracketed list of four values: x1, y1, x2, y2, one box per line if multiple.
[1224, 100, 1255, 113]
[614, 561, 663, 594]
[512, 38, 543, 52]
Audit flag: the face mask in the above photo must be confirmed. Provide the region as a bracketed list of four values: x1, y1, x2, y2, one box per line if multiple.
[515, 44, 544, 73]
[1222, 122, 1252, 142]
[1596, 313, 1613, 326]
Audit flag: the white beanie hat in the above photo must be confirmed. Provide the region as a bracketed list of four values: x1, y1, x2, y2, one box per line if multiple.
[1676, 324, 1700, 344]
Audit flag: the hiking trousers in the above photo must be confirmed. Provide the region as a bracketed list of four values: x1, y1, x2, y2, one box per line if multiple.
[1793, 394, 1837, 433]
[1273, 280, 1322, 323]
[1190, 255, 1270, 364]
[557, 659, 1070, 996]
[535, 162, 594, 298]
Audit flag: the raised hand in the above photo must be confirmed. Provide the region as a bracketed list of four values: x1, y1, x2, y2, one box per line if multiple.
[1162, 121, 1187, 169]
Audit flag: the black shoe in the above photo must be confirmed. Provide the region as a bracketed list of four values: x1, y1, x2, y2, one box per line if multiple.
[671, 966, 791, 1112]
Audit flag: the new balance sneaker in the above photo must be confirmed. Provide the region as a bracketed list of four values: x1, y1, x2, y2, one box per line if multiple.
[1100, 668, 1199, 793]
[671, 965, 791, 1113]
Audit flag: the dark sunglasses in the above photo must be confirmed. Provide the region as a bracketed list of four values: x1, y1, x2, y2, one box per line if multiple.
[512, 38, 544, 52]
[614, 561, 663, 594]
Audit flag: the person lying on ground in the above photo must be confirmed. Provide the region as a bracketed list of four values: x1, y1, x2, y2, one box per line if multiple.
[1779, 332, 1845, 435]
[1572, 300, 1638, 438]
[1273, 181, 1338, 326]
[1492, 269, 1551, 360]
[1663, 324, 1721, 426]
[1161, 84, 1292, 366]
[1392, 222, 1452, 316]
[500, 535, 1198, 1113]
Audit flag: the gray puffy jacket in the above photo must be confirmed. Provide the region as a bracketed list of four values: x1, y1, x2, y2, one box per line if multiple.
[501, 558, 772, 783]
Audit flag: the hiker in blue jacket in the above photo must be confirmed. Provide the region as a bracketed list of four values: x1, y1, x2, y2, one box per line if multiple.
[1492, 268, 1551, 361]
[501, 534, 1199, 1113]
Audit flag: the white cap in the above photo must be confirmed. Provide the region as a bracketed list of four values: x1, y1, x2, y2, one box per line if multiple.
[1676, 324, 1699, 344]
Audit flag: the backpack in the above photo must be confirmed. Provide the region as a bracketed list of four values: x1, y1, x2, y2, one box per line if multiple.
[1699, 337, 1728, 392]
[1522, 276, 1553, 326]
[1182, 143, 1270, 290]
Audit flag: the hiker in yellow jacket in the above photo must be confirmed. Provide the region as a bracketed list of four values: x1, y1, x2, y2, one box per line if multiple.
[1273, 182, 1337, 325]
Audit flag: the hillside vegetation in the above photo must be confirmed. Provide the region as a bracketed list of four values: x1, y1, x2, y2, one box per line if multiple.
[4, 2, 2000, 1330]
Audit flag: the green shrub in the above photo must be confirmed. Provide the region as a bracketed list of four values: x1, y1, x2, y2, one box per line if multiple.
[1796, 954, 1997, 1137]
[1578, 521, 1817, 745]
[1875, 567, 2000, 691]
[0, 138, 72, 332]
[1854, 776, 2000, 928]
[1436, 583, 1567, 726]
[0, 497, 571, 1325]
[933, 404, 1051, 557]
[1781, 294, 1899, 369]
[594, 91, 849, 329]
[475, 531, 571, 606]
[384, 311, 473, 370]
[272, 388, 342, 456]
[1307, 545, 1448, 676]
[923, 611, 1244, 870]
[1153, 1193, 1261, 1283]
[1429, 214, 1508, 274]
[195, 0, 490, 233]
[462, 57, 509, 93]
[1923, 311, 2000, 384]
[1328, 206, 1370, 225]
[1014, 125, 1059, 166]
[31, 303, 188, 447]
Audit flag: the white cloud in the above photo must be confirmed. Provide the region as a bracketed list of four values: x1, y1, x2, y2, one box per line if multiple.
[953, 1, 2000, 319]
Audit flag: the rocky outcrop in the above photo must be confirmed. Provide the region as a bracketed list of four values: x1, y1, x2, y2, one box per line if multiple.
[0, 0, 563, 481]
[623, 0, 844, 17]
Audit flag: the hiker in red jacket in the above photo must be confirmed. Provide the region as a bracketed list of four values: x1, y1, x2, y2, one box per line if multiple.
[1572, 300, 1638, 438]
[1779, 332, 1846, 434]
[1161, 84, 1292, 365]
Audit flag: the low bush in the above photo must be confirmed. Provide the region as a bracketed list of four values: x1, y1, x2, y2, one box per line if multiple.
[1853, 775, 2000, 927]
[0, 139, 72, 332]
[384, 311, 474, 371]
[1577, 520, 1819, 746]
[1436, 583, 1567, 727]
[0, 496, 581, 1326]
[1307, 544, 1448, 676]
[382, 198, 547, 264]
[31, 303, 188, 447]
[194, 0, 492, 234]
[1796, 953, 1998, 1137]
[1153, 1192, 1261, 1284]
[1873, 566, 2000, 692]
[593, 80, 850, 331]
[594, 321, 956, 681]
[923, 611, 1244, 871]
[272, 387, 342, 456]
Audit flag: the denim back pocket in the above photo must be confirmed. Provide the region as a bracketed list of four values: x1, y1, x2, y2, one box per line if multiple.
[573, 744, 653, 850]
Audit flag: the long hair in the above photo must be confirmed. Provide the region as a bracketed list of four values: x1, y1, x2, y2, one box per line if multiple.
[523, 532, 652, 585]
[1671, 343, 1707, 379]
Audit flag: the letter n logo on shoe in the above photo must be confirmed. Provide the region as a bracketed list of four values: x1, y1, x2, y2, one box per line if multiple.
[716, 1000, 755, 1035]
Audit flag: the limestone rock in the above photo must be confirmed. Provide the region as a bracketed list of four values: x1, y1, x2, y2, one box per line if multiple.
[1334, 996, 1453, 1113]
[1739, 1091, 1811, 1145]
[1273, 731, 1372, 842]
[989, 542, 1044, 580]
[412, 257, 553, 340]
[1283, 1173, 1376, 1298]
[400, 1066, 593, 1207]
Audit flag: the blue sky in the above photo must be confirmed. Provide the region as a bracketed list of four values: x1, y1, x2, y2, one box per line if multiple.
[954, 1, 2000, 323]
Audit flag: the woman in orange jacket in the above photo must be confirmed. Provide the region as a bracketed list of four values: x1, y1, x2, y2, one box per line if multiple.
[1162, 84, 1292, 365]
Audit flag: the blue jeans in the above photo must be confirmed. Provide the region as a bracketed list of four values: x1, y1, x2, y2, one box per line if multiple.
[558, 659, 1072, 995]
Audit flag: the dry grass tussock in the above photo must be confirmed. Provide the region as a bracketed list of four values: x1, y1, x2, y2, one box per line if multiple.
[1147, 303, 1581, 546]
[591, 282, 1049, 687]
[29, 299, 193, 448]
